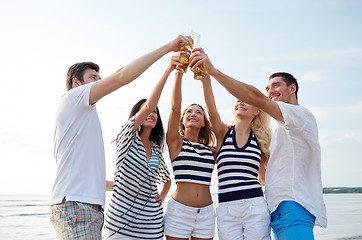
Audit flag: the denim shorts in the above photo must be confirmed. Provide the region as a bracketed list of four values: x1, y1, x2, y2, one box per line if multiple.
[50, 200, 104, 240]
[271, 201, 316, 240]
[216, 196, 270, 240]
[164, 197, 216, 238]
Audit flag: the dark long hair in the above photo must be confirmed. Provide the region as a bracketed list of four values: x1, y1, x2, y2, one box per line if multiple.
[129, 99, 165, 151]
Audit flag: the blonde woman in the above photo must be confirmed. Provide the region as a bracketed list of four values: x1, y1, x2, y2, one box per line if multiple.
[200, 74, 272, 240]
[164, 55, 216, 240]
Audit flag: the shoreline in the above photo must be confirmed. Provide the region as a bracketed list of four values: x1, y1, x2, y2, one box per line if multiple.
[2, 188, 362, 198]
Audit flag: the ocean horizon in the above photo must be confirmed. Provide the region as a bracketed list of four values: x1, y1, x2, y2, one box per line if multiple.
[1, 193, 361, 240]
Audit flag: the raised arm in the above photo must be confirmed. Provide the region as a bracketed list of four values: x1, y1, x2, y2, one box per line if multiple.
[201, 75, 228, 150]
[89, 35, 193, 105]
[189, 48, 284, 123]
[166, 56, 184, 160]
[133, 60, 175, 131]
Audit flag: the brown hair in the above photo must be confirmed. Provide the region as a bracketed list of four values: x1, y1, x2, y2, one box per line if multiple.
[269, 72, 299, 100]
[179, 104, 215, 147]
[66, 62, 99, 90]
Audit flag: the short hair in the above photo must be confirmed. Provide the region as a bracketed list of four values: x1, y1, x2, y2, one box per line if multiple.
[129, 99, 165, 152]
[66, 62, 99, 91]
[269, 72, 299, 99]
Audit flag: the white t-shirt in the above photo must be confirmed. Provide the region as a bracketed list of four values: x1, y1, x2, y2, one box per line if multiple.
[265, 101, 327, 228]
[51, 82, 106, 208]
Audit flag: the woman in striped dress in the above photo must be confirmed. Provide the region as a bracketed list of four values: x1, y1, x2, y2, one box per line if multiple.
[164, 56, 216, 240]
[103, 55, 186, 239]
[200, 75, 272, 240]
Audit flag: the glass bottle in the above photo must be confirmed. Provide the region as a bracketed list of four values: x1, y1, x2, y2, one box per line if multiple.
[191, 34, 205, 80]
[175, 43, 192, 73]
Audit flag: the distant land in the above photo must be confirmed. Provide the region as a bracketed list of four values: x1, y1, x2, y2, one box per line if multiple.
[323, 187, 362, 194]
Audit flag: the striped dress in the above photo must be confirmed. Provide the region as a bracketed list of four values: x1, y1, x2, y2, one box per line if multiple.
[104, 116, 170, 239]
[172, 139, 215, 185]
[217, 127, 263, 203]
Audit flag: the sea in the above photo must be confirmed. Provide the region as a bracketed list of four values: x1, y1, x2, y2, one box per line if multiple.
[0, 193, 361, 240]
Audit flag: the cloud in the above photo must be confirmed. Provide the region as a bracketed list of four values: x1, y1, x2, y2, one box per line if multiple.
[238, 47, 362, 65]
[311, 101, 362, 120]
[320, 129, 362, 144]
[310, 101, 362, 144]
[299, 72, 322, 83]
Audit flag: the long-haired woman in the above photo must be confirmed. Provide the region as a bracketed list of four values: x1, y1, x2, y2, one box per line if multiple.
[200, 75, 272, 240]
[103, 54, 190, 240]
[164, 55, 216, 240]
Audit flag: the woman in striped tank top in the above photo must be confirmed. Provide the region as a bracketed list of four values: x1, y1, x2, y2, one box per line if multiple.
[164, 55, 216, 240]
[200, 75, 272, 240]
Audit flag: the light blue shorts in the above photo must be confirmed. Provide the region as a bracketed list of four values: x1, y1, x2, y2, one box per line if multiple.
[271, 201, 316, 240]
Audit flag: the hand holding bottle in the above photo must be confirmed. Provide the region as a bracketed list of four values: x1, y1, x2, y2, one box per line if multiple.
[189, 47, 216, 77]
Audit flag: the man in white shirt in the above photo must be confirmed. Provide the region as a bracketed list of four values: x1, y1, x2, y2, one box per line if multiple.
[50, 35, 193, 240]
[189, 49, 327, 239]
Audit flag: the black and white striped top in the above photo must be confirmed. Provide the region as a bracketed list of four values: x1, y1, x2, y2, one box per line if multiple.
[217, 127, 263, 203]
[104, 116, 170, 239]
[172, 139, 215, 186]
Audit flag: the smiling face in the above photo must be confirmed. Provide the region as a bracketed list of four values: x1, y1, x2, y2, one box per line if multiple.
[266, 76, 295, 103]
[234, 100, 260, 121]
[142, 108, 158, 129]
[182, 104, 206, 129]
[179, 104, 214, 146]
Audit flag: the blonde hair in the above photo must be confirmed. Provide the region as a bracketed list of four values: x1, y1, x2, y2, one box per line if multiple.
[179, 104, 215, 147]
[250, 110, 272, 167]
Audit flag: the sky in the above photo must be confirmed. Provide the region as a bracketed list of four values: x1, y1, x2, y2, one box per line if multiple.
[0, 0, 361, 195]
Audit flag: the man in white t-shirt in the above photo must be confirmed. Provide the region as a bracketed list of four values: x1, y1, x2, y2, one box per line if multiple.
[50, 35, 193, 240]
[190, 49, 327, 239]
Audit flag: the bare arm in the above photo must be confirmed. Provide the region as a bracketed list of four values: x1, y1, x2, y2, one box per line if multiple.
[166, 60, 184, 161]
[155, 180, 171, 204]
[89, 35, 193, 105]
[189, 48, 284, 122]
[201, 75, 228, 150]
[258, 153, 267, 186]
[106, 180, 114, 191]
[133, 61, 175, 131]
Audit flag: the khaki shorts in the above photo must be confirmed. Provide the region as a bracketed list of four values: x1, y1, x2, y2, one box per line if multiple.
[50, 200, 104, 240]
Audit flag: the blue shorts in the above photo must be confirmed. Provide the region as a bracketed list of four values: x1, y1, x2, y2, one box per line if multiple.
[271, 201, 316, 240]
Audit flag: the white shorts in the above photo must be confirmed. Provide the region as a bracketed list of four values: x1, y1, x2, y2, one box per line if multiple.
[216, 196, 271, 240]
[164, 197, 216, 239]
[103, 227, 163, 240]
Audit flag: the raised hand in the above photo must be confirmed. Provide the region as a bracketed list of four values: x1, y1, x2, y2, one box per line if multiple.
[167, 35, 194, 53]
[189, 48, 216, 75]
[168, 54, 180, 72]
